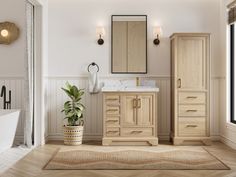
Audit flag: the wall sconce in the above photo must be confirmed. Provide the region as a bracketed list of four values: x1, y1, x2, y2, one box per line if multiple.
[0, 22, 20, 45]
[153, 26, 162, 45]
[96, 26, 105, 45]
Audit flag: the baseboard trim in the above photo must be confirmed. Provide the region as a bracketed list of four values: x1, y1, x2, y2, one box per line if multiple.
[220, 135, 236, 150]
[45, 134, 220, 143]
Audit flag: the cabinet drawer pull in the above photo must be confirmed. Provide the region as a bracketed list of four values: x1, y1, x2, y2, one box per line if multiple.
[131, 130, 143, 134]
[107, 109, 118, 112]
[137, 98, 141, 108]
[186, 125, 198, 128]
[133, 99, 137, 108]
[106, 120, 118, 122]
[106, 98, 118, 101]
[107, 131, 119, 133]
[186, 109, 197, 112]
[186, 96, 197, 99]
[178, 78, 181, 88]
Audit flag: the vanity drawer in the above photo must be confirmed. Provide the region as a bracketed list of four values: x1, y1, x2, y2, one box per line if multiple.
[105, 117, 120, 127]
[106, 105, 120, 115]
[105, 95, 120, 105]
[106, 127, 120, 137]
[178, 105, 206, 117]
[178, 118, 206, 137]
[121, 128, 153, 137]
[179, 92, 206, 104]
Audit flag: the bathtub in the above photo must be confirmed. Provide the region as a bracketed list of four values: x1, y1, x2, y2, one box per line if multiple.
[0, 109, 20, 153]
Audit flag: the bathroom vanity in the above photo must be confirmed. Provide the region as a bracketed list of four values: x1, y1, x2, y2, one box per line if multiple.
[102, 86, 159, 146]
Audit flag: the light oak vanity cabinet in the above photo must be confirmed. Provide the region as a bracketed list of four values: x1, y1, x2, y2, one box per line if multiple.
[170, 33, 211, 145]
[102, 92, 158, 146]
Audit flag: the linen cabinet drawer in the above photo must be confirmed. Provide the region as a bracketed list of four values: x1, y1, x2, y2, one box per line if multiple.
[121, 128, 153, 137]
[105, 95, 120, 105]
[178, 118, 206, 137]
[106, 127, 120, 137]
[106, 106, 120, 115]
[105, 117, 120, 127]
[179, 92, 206, 104]
[178, 105, 206, 117]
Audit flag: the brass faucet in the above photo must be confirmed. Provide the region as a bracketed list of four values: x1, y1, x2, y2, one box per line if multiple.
[136, 77, 140, 86]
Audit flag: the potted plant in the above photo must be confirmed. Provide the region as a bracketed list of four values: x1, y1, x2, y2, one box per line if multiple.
[61, 82, 85, 145]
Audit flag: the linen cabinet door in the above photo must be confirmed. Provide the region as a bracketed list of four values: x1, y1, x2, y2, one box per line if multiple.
[177, 36, 207, 90]
[136, 94, 154, 126]
[121, 95, 137, 126]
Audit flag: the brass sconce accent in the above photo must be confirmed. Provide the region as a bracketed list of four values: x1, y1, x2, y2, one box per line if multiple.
[96, 26, 105, 45]
[0, 22, 20, 45]
[153, 26, 162, 46]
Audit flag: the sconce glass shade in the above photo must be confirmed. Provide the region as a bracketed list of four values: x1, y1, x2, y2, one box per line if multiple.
[96, 27, 105, 37]
[153, 26, 162, 37]
[1, 29, 9, 37]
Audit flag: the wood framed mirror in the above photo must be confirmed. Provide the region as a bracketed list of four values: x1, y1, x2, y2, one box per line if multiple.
[111, 15, 147, 74]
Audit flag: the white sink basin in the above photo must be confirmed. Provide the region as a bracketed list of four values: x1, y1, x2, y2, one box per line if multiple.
[101, 86, 159, 92]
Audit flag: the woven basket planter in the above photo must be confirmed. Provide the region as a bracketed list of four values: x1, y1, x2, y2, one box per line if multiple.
[63, 126, 83, 145]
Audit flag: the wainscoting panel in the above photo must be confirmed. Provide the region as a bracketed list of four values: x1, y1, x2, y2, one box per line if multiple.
[45, 76, 221, 141]
[0, 78, 25, 143]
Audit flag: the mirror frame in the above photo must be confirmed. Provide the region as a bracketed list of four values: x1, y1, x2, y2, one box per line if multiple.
[111, 15, 148, 74]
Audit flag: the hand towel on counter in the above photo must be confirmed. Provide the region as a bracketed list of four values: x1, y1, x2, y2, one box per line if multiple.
[89, 72, 100, 94]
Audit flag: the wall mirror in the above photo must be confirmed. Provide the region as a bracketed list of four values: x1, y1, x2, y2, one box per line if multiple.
[111, 15, 147, 74]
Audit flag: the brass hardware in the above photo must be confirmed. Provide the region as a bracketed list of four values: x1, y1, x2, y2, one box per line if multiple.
[177, 78, 181, 88]
[107, 130, 119, 133]
[137, 98, 141, 108]
[186, 110, 197, 112]
[133, 99, 137, 108]
[136, 77, 140, 86]
[106, 98, 118, 101]
[186, 125, 198, 128]
[106, 120, 118, 122]
[107, 109, 118, 112]
[131, 130, 143, 134]
[186, 96, 197, 99]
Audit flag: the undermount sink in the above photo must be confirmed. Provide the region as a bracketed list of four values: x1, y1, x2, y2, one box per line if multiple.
[101, 86, 159, 92]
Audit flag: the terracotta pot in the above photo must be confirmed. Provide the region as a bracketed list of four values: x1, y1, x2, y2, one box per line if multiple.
[63, 126, 83, 145]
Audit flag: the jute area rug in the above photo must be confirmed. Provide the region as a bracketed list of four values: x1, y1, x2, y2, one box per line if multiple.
[44, 145, 229, 170]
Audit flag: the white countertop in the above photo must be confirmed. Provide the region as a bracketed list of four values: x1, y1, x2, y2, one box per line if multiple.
[101, 86, 159, 92]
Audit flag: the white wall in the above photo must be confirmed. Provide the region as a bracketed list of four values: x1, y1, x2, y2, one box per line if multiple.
[0, 0, 27, 143]
[48, 0, 222, 77]
[46, 0, 223, 141]
[0, 0, 26, 77]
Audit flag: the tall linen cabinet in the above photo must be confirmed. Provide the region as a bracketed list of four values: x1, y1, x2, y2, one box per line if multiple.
[170, 33, 211, 145]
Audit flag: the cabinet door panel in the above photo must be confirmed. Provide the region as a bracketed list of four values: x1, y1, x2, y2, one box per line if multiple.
[122, 95, 137, 126]
[137, 95, 153, 126]
[177, 37, 206, 90]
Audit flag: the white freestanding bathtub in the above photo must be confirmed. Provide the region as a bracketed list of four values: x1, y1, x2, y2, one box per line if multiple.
[0, 109, 20, 153]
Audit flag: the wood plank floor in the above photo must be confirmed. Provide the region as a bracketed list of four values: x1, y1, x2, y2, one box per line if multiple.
[1, 141, 236, 177]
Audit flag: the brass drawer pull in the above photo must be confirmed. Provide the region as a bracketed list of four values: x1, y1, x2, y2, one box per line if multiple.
[186, 125, 198, 128]
[107, 109, 118, 112]
[107, 131, 119, 133]
[106, 98, 119, 101]
[133, 99, 137, 108]
[186, 96, 197, 99]
[137, 98, 141, 108]
[186, 110, 197, 112]
[106, 120, 118, 122]
[131, 130, 143, 134]
[178, 78, 181, 88]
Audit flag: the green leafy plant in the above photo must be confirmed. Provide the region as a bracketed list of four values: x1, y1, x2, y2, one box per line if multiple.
[61, 82, 85, 126]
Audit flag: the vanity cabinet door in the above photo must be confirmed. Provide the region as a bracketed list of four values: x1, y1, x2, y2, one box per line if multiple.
[136, 94, 154, 126]
[122, 95, 137, 126]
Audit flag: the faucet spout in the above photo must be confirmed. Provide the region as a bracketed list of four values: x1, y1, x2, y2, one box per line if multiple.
[136, 77, 140, 86]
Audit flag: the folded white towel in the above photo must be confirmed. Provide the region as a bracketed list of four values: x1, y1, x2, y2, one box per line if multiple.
[89, 72, 100, 94]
